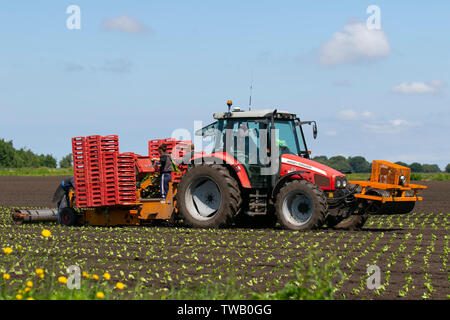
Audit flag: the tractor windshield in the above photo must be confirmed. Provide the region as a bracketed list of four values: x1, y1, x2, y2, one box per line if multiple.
[274, 120, 307, 156]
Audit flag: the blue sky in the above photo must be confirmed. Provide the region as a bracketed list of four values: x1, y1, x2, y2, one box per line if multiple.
[0, 1, 449, 168]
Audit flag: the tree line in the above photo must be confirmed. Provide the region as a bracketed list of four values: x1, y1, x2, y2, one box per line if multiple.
[0, 139, 72, 168]
[0, 138, 448, 172]
[312, 155, 449, 174]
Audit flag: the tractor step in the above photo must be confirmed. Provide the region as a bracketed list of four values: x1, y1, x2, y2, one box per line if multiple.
[248, 190, 268, 215]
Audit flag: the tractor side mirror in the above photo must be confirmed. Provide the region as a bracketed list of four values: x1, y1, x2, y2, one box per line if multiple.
[313, 122, 318, 139]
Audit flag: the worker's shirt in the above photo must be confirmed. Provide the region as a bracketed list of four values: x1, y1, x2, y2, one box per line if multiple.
[159, 153, 173, 174]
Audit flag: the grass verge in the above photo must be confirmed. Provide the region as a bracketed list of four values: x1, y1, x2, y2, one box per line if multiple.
[0, 168, 73, 177]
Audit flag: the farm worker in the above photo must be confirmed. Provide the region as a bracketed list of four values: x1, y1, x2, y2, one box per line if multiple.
[153, 144, 173, 198]
[52, 177, 75, 223]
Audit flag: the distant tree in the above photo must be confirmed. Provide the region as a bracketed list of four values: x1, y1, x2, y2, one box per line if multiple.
[348, 156, 371, 173]
[39, 154, 57, 168]
[421, 164, 441, 173]
[312, 155, 328, 164]
[16, 148, 40, 167]
[446, 163, 450, 173]
[327, 156, 352, 173]
[395, 161, 409, 168]
[0, 139, 57, 168]
[59, 153, 73, 168]
[0, 139, 19, 167]
[409, 162, 423, 173]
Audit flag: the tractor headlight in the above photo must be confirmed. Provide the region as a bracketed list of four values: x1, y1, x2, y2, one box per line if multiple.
[342, 179, 347, 188]
[335, 178, 342, 188]
[399, 175, 406, 186]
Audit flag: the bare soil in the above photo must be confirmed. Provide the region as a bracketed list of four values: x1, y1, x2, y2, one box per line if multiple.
[0, 177, 448, 300]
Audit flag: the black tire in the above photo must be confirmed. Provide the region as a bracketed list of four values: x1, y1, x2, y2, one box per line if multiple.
[177, 164, 242, 228]
[275, 180, 327, 231]
[59, 207, 78, 226]
[332, 214, 369, 230]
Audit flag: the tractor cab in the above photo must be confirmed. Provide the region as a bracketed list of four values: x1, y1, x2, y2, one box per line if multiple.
[196, 103, 320, 188]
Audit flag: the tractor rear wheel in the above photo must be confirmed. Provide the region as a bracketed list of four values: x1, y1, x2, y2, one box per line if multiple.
[275, 180, 327, 231]
[177, 164, 242, 228]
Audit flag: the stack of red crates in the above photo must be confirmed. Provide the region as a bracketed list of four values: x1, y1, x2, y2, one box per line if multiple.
[72, 135, 136, 208]
[101, 135, 119, 206]
[72, 137, 90, 207]
[117, 153, 137, 203]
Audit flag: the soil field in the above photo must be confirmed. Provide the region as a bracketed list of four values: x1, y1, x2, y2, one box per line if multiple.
[1, 177, 448, 213]
[0, 177, 449, 300]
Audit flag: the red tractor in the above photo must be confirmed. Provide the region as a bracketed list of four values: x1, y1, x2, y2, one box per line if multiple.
[11, 102, 426, 230]
[176, 102, 426, 231]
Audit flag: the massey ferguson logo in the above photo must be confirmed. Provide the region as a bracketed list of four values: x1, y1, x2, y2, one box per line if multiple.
[281, 158, 327, 176]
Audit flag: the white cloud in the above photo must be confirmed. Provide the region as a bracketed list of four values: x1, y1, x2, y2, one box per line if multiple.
[101, 15, 149, 34]
[391, 80, 447, 94]
[319, 20, 390, 66]
[363, 119, 419, 134]
[337, 109, 373, 121]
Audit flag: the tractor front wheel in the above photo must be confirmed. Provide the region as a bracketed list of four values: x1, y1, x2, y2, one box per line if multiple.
[275, 180, 327, 231]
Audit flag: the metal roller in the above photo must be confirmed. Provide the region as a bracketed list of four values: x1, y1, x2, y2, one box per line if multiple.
[365, 189, 416, 215]
[11, 209, 58, 224]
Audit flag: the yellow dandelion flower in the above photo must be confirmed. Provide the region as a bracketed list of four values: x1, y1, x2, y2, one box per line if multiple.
[18, 289, 24, 294]
[3, 247, 12, 255]
[39, 274, 45, 279]
[16, 294, 23, 300]
[41, 229, 51, 238]
[82, 272, 90, 278]
[116, 282, 125, 290]
[92, 274, 99, 280]
[24, 287, 31, 293]
[58, 276, 68, 284]
[103, 272, 111, 280]
[2, 273, 10, 280]
[35, 268, 44, 275]
[27, 297, 35, 300]
[26, 281, 33, 288]
[96, 292, 105, 299]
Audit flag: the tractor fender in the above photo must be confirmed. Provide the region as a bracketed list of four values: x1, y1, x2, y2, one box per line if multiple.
[271, 170, 309, 199]
[191, 152, 252, 188]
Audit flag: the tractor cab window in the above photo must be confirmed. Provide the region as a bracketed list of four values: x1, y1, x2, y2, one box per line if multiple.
[196, 121, 227, 153]
[227, 120, 261, 163]
[274, 121, 301, 156]
[295, 124, 307, 155]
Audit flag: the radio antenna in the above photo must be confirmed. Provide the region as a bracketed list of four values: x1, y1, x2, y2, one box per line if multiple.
[248, 71, 253, 110]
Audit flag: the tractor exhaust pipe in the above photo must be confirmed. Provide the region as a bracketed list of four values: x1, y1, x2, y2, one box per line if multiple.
[11, 209, 58, 224]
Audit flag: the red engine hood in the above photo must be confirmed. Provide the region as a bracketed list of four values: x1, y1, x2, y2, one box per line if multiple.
[281, 154, 344, 177]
